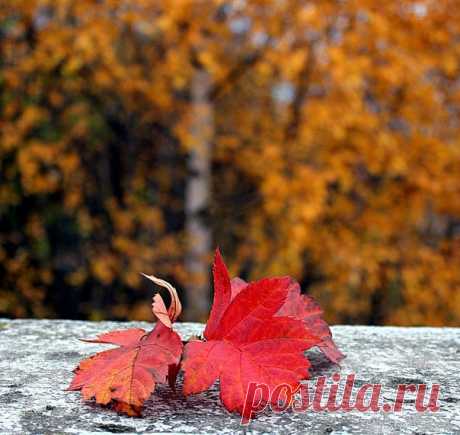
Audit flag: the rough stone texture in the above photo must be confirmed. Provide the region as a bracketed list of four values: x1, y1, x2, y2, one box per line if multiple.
[0, 319, 458, 434]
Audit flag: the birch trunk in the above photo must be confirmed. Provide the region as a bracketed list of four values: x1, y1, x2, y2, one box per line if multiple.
[184, 70, 213, 321]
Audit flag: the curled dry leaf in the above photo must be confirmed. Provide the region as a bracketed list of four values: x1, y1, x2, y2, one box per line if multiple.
[141, 273, 182, 328]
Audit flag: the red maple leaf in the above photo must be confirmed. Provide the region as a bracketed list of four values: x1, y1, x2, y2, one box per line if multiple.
[182, 250, 320, 417]
[68, 275, 183, 416]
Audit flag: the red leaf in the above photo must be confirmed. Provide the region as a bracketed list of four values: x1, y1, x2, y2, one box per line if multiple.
[68, 322, 183, 416]
[182, 252, 320, 417]
[68, 282, 184, 416]
[69, 322, 182, 416]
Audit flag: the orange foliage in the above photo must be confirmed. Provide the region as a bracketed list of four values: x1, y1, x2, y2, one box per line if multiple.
[0, 1, 459, 325]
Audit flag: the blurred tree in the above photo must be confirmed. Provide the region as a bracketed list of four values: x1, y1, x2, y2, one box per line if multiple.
[185, 69, 212, 320]
[0, 0, 459, 325]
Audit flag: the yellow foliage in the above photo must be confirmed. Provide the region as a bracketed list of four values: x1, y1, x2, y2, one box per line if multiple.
[0, 0, 459, 324]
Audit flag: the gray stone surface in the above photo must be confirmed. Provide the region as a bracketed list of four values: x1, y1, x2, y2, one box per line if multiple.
[0, 319, 458, 434]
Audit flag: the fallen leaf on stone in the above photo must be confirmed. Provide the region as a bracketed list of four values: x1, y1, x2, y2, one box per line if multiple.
[182, 249, 321, 417]
[68, 279, 182, 416]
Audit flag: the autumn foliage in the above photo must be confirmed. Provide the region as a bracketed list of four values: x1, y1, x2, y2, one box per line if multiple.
[1, 1, 460, 325]
[69, 250, 343, 417]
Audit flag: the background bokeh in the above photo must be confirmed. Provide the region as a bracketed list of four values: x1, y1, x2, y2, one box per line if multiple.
[1, 0, 459, 325]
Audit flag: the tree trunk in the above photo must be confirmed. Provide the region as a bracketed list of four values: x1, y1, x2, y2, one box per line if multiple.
[184, 70, 213, 321]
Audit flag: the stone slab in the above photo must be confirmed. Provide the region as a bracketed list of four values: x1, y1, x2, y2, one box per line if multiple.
[0, 319, 458, 434]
